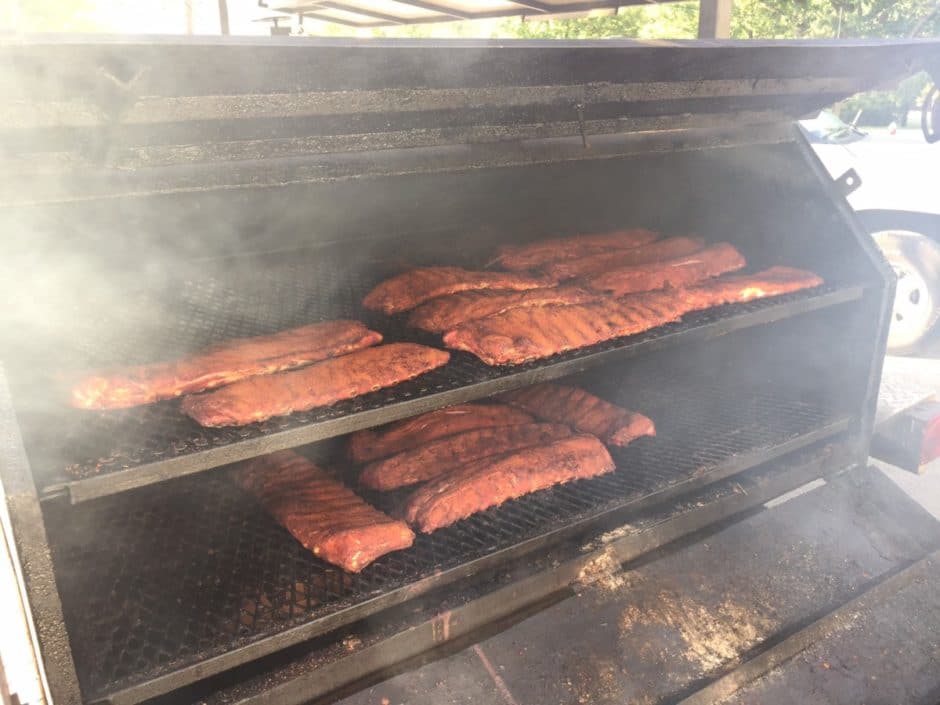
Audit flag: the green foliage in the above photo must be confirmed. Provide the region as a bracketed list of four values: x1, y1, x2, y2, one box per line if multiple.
[501, 13, 643, 39]
[497, 0, 940, 40]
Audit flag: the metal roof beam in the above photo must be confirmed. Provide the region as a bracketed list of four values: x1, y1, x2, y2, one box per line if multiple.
[316, 1, 409, 22]
[387, 1, 473, 20]
[298, 9, 387, 26]
[506, 1, 553, 11]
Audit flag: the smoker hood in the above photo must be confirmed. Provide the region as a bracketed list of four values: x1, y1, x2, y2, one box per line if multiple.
[1, 37, 939, 206]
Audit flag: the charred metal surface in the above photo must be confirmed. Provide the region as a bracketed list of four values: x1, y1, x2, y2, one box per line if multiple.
[714, 550, 940, 705]
[33, 279, 857, 504]
[0, 366, 82, 705]
[43, 365, 851, 703]
[2, 39, 938, 201]
[320, 465, 940, 705]
[188, 442, 855, 705]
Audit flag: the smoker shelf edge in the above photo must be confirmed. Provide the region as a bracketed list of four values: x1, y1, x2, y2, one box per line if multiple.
[43, 284, 864, 505]
[78, 416, 851, 705]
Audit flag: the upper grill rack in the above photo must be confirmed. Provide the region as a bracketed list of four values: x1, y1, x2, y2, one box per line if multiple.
[12, 246, 862, 503]
[44, 371, 850, 704]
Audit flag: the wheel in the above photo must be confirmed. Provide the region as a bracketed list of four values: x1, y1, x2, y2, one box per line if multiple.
[872, 229, 940, 355]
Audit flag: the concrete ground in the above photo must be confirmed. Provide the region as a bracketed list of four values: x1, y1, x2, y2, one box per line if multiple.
[876, 354, 940, 519]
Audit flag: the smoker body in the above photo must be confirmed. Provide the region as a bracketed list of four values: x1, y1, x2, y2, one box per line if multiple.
[1, 37, 940, 705]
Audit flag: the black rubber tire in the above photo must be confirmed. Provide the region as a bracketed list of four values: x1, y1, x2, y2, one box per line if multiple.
[871, 228, 940, 355]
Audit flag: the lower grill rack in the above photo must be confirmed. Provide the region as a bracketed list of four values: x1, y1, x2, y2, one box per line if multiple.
[44, 376, 851, 704]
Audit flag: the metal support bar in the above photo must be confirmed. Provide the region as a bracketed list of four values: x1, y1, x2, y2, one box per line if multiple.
[218, 0, 230, 34]
[316, 1, 409, 23]
[385, 0, 472, 19]
[298, 10, 384, 26]
[698, 0, 732, 38]
[507, 0, 553, 11]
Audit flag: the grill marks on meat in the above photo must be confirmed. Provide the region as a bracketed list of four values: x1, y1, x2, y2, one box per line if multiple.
[584, 242, 746, 297]
[494, 229, 659, 271]
[231, 451, 414, 572]
[403, 435, 615, 533]
[363, 267, 555, 315]
[681, 266, 824, 306]
[359, 423, 572, 490]
[348, 403, 534, 464]
[545, 236, 706, 280]
[70, 320, 382, 410]
[500, 383, 655, 446]
[181, 343, 450, 427]
[443, 267, 823, 365]
[406, 285, 599, 333]
[443, 292, 680, 366]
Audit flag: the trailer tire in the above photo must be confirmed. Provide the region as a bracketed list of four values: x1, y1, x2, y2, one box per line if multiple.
[872, 229, 940, 355]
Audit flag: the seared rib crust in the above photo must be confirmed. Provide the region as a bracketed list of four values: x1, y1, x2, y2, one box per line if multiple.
[71, 320, 382, 410]
[231, 450, 414, 572]
[443, 267, 823, 365]
[359, 422, 572, 490]
[182, 343, 449, 427]
[403, 435, 615, 533]
[348, 403, 534, 463]
[500, 383, 655, 446]
[363, 267, 554, 315]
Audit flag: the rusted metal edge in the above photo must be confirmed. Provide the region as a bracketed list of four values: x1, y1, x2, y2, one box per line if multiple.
[675, 547, 940, 705]
[0, 366, 82, 705]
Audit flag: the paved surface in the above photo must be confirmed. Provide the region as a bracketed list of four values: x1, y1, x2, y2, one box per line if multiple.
[336, 467, 940, 705]
[329, 352, 940, 705]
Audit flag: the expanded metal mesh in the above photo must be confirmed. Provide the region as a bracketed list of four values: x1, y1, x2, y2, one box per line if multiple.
[8, 244, 847, 492]
[44, 374, 846, 702]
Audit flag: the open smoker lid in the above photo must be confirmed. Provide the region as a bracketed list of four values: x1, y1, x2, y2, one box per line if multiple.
[1, 38, 939, 205]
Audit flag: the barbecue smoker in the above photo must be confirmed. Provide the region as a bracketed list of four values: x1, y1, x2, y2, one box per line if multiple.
[2, 38, 940, 705]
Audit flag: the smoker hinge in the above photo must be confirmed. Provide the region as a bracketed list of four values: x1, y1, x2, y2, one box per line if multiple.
[575, 102, 590, 149]
[833, 168, 862, 198]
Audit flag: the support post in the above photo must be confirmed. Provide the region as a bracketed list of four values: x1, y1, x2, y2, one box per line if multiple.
[218, 0, 230, 34]
[698, 0, 732, 38]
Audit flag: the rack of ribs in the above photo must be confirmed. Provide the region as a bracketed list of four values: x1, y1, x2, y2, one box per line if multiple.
[500, 383, 655, 446]
[363, 266, 555, 315]
[544, 236, 706, 280]
[493, 229, 659, 271]
[443, 267, 823, 365]
[348, 403, 535, 463]
[402, 435, 615, 533]
[359, 423, 572, 490]
[181, 343, 450, 427]
[70, 320, 383, 410]
[231, 450, 414, 572]
[584, 242, 746, 297]
[406, 285, 599, 334]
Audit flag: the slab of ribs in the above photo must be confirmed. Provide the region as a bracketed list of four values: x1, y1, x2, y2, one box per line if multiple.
[70, 320, 382, 410]
[402, 434, 615, 533]
[544, 236, 706, 280]
[362, 266, 555, 315]
[182, 343, 449, 427]
[358, 422, 573, 490]
[493, 229, 658, 271]
[500, 383, 655, 446]
[583, 242, 746, 297]
[348, 403, 535, 463]
[444, 267, 824, 365]
[406, 285, 599, 334]
[231, 450, 414, 572]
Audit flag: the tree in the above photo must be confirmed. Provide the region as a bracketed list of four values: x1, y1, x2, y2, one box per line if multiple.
[497, 0, 940, 40]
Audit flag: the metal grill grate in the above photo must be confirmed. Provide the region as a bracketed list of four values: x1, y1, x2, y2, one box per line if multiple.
[9, 245, 859, 501]
[44, 374, 850, 703]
